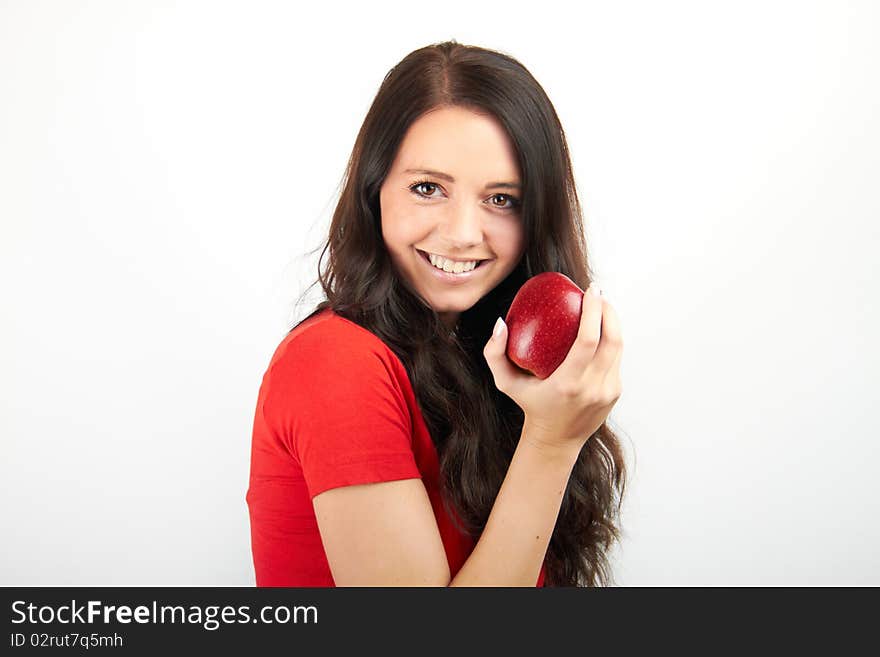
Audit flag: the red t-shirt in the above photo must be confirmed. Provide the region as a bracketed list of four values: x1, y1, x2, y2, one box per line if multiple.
[246, 308, 547, 587]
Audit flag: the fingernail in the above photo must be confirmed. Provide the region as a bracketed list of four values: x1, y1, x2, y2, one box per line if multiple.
[588, 282, 602, 297]
[493, 317, 506, 338]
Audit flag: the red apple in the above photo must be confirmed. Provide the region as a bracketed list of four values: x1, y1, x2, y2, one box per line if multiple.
[504, 272, 584, 379]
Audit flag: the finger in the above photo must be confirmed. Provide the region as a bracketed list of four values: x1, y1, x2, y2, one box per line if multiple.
[585, 299, 623, 381]
[601, 335, 623, 393]
[483, 317, 533, 395]
[550, 282, 604, 382]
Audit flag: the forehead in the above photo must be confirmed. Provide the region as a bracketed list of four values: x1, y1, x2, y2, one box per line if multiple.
[393, 106, 521, 180]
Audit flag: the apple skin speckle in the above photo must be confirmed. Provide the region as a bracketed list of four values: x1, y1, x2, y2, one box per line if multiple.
[504, 272, 584, 379]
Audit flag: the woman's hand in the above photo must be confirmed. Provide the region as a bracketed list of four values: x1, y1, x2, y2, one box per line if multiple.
[483, 283, 623, 453]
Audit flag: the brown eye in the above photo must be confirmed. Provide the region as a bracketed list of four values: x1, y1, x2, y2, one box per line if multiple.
[411, 182, 440, 197]
[490, 194, 519, 209]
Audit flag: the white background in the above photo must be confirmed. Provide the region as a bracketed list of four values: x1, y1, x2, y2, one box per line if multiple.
[1, 0, 877, 585]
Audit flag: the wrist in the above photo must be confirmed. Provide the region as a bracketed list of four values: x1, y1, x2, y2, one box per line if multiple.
[520, 419, 585, 463]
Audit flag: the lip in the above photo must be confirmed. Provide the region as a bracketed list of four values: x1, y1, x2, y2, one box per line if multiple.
[416, 249, 492, 284]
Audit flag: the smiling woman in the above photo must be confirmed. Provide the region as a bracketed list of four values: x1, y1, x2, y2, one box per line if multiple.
[379, 106, 526, 330]
[246, 40, 627, 587]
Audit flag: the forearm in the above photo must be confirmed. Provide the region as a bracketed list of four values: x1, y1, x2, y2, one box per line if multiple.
[448, 422, 582, 586]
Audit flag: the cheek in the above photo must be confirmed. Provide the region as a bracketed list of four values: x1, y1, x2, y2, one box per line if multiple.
[489, 221, 526, 258]
[382, 204, 428, 249]
[379, 200, 407, 246]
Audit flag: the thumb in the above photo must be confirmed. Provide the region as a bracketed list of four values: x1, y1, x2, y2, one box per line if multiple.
[483, 317, 521, 392]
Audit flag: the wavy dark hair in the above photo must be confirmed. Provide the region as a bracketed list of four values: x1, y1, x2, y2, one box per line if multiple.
[290, 40, 628, 586]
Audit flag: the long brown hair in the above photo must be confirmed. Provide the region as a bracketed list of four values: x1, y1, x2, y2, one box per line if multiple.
[291, 40, 627, 586]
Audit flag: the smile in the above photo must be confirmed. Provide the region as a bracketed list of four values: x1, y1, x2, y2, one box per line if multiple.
[416, 249, 492, 284]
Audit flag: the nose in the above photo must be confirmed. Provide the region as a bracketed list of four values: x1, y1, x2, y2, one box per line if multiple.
[437, 200, 483, 250]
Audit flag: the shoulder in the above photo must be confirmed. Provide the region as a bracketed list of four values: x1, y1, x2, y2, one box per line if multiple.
[259, 310, 418, 477]
[268, 309, 402, 381]
[260, 310, 412, 418]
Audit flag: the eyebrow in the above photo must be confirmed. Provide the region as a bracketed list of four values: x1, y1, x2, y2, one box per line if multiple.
[403, 168, 522, 191]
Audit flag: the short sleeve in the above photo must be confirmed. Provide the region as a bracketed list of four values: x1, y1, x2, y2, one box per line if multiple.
[260, 322, 422, 499]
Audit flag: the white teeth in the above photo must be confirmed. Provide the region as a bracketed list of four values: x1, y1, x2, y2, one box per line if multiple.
[427, 253, 478, 273]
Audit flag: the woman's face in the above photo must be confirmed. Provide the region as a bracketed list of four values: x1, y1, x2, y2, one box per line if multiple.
[379, 106, 526, 330]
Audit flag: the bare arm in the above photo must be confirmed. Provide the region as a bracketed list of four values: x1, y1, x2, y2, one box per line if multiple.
[313, 476, 451, 587]
[448, 422, 580, 586]
[312, 420, 578, 587]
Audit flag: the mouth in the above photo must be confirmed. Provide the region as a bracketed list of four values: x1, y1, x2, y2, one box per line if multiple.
[416, 249, 493, 281]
